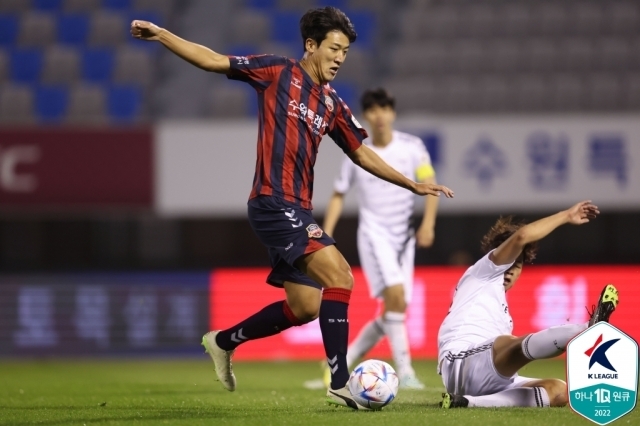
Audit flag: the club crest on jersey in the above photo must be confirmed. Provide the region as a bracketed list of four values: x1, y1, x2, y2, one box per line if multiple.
[324, 96, 334, 112]
[306, 224, 323, 238]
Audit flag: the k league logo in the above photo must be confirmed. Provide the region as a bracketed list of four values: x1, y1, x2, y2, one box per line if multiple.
[567, 322, 638, 425]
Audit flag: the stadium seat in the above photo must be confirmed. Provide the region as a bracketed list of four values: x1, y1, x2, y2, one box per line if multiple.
[453, 39, 485, 74]
[113, 46, 152, 86]
[587, 73, 621, 110]
[514, 75, 549, 112]
[595, 37, 630, 73]
[459, 4, 497, 39]
[625, 73, 640, 109]
[328, 81, 356, 112]
[10, 49, 44, 83]
[276, 0, 315, 12]
[82, 48, 115, 82]
[63, 0, 101, 13]
[245, 0, 277, 10]
[41, 46, 80, 84]
[32, 0, 63, 11]
[132, 0, 174, 21]
[0, 0, 32, 13]
[559, 38, 594, 73]
[571, 3, 604, 37]
[18, 12, 57, 47]
[551, 74, 584, 111]
[0, 83, 35, 124]
[534, 3, 569, 37]
[58, 14, 90, 45]
[485, 40, 521, 74]
[229, 10, 272, 46]
[607, 2, 639, 36]
[501, 3, 532, 38]
[0, 15, 20, 46]
[336, 46, 370, 83]
[259, 41, 297, 58]
[103, 0, 132, 10]
[35, 85, 69, 122]
[383, 77, 439, 113]
[345, 11, 375, 47]
[66, 83, 107, 124]
[524, 39, 559, 73]
[271, 11, 300, 45]
[323, 0, 348, 9]
[108, 85, 142, 122]
[208, 83, 252, 118]
[477, 75, 510, 112]
[0, 49, 7, 82]
[88, 11, 126, 47]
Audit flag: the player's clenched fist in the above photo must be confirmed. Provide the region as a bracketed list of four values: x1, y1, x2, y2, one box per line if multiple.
[130, 20, 162, 41]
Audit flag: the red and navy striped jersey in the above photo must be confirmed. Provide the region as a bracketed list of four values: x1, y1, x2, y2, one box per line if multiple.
[227, 54, 368, 210]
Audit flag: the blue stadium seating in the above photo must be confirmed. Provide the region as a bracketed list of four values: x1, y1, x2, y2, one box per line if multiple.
[272, 11, 301, 45]
[36, 86, 69, 122]
[58, 14, 90, 45]
[245, 0, 277, 10]
[82, 48, 115, 82]
[347, 11, 375, 47]
[0, 15, 19, 46]
[108, 85, 141, 121]
[329, 81, 357, 112]
[11, 49, 44, 83]
[33, 0, 63, 11]
[322, 0, 348, 9]
[103, 0, 133, 11]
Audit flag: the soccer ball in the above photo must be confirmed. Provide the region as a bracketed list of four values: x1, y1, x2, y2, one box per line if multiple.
[347, 359, 399, 409]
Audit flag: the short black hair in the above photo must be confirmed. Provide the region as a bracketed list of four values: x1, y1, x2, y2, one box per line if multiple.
[299, 7, 357, 52]
[360, 88, 396, 112]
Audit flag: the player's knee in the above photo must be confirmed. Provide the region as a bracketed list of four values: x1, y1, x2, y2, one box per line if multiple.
[545, 379, 568, 407]
[324, 264, 354, 290]
[289, 299, 320, 323]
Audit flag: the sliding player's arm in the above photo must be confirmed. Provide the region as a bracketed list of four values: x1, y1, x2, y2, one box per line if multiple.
[491, 200, 599, 266]
[130, 20, 230, 73]
[348, 145, 453, 198]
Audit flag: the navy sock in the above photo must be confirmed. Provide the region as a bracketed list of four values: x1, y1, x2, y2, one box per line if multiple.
[320, 288, 351, 390]
[215, 301, 302, 351]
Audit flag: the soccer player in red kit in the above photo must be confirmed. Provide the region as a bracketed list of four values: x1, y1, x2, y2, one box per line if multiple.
[131, 7, 453, 409]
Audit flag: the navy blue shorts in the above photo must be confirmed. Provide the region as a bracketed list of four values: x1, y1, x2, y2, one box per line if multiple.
[248, 196, 335, 289]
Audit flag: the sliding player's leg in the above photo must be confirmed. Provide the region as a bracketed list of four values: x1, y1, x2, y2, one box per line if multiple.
[442, 377, 567, 408]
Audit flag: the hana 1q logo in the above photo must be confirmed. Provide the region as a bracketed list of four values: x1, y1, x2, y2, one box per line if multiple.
[567, 322, 638, 425]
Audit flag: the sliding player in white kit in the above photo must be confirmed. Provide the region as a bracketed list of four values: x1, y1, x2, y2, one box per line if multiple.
[438, 201, 620, 409]
[304, 88, 439, 390]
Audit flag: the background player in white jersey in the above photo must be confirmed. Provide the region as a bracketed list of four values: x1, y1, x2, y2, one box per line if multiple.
[438, 201, 619, 409]
[305, 88, 439, 390]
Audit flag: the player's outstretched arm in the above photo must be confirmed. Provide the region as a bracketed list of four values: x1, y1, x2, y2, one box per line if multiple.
[491, 200, 600, 266]
[130, 20, 230, 73]
[323, 192, 345, 237]
[348, 145, 454, 198]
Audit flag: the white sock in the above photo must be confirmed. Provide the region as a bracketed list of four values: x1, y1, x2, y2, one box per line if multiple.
[466, 387, 550, 408]
[346, 317, 385, 368]
[522, 323, 588, 360]
[381, 311, 414, 378]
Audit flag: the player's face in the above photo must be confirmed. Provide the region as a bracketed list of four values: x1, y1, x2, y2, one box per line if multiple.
[363, 105, 396, 135]
[503, 261, 523, 292]
[306, 31, 350, 83]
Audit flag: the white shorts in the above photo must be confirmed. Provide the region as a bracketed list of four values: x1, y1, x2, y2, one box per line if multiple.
[357, 229, 414, 304]
[440, 339, 539, 396]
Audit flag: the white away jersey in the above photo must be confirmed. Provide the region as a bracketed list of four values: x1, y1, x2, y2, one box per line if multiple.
[333, 130, 433, 248]
[437, 251, 515, 367]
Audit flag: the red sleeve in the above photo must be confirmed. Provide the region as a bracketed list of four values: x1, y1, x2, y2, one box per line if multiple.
[226, 54, 288, 91]
[327, 96, 368, 154]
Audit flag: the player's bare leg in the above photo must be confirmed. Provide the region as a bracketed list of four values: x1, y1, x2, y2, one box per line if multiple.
[379, 285, 424, 389]
[296, 245, 370, 410]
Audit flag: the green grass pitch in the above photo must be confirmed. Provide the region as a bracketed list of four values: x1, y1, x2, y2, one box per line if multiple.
[1, 359, 637, 425]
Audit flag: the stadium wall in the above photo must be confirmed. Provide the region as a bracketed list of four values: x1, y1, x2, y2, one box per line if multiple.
[1, 266, 638, 359]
